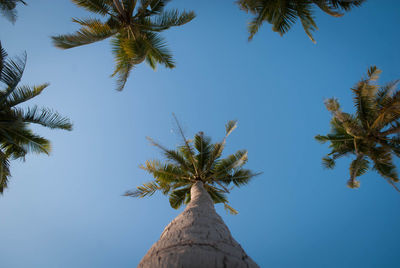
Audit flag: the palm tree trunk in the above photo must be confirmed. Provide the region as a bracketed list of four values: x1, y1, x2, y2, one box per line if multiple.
[138, 181, 259, 268]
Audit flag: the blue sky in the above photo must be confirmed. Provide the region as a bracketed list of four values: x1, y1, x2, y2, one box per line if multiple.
[1, 0, 400, 267]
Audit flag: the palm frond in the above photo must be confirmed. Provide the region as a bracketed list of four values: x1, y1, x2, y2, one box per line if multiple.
[0, 0, 26, 23]
[0, 41, 7, 80]
[52, 19, 115, 49]
[322, 156, 335, 169]
[110, 35, 139, 91]
[213, 150, 248, 179]
[14, 106, 72, 130]
[239, 0, 363, 42]
[142, 32, 175, 69]
[6, 83, 48, 107]
[0, 151, 10, 194]
[140, 160, 189, 183]
[124, 181, 161, 198]
[169, 185, 191, 209]
[205, 184, 228, 204]
[0, 51, 26, 96]
[224, 202, 238, 215]
[172, 113, 198, 176]
[149, 9, 195, 31]
[146, 136, 193, 172]
[194, 132, 212, 173]
[71, 0, 111, 16]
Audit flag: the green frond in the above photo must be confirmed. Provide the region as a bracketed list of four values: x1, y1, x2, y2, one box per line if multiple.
[71, 0, 111, 16]
[124, 181, 161, 198]
[15, 106, 72, 130]
[6, 128, 51, 155]
[213, 150, 248, 179]
[315, 135, 328, 144]
[0, 41, 7, 79]
[140, 160, 189, 183]
[149, 9, 195, 31]
[6, 83, 48, 107]
[146, 136, 193, 172]
[224, 202, 238, 215]
[349, 156, 369, 180]
[239, 0, 363, 42]
[0, 51, 26, 95]
[110, 35, 140, 91]
[2, 141, 26, 159]
[142, 32, 175, 69]
[148, 0, 171, 14]
[145, 55, 157, 69]
[322, 156, 335, 169]
[205, 184, 228, 204]
[229, 169, 260, 187]
[194, 132, 212, 172]
[0, 0, 26, 23]
[172, 113, 199, 175]
[52, 19, 115, 49]
[169, 185, 191, 209]
[0, 151, 11, 194]
[372, 156, 399, 183]
[376, 80, 399, 108]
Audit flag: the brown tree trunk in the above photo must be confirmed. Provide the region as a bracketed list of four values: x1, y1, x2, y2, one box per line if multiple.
[137, 181, 259, 268]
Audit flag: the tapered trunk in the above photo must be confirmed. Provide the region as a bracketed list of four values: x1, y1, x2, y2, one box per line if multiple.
[138, 181, 259, 268]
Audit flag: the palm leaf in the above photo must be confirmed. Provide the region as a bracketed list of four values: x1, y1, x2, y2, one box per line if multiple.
[169, 185, 191, 209]
[15, 106, 72, 130]
[71, 0, 111, 16]
[6, 83, 48, 107]
[52, 19, 115, 49]
[149, 9, 195, 30]
[0, 51, 26, 95]
[124, 181, 161, 198]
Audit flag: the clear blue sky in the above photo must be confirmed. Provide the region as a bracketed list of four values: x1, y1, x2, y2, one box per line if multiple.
[1, 1, 400, 267]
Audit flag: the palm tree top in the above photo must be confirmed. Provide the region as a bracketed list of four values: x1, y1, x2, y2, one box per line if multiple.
[0, 0, 26, 24]
[125, 115, 261, 214]
[316, 66, 400, 192]
[52, 0, 195, 91]
[0, 42, 72, 194]
[238, 0, 365, 43]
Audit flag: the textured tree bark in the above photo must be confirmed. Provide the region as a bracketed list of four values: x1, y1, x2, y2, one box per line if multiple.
[138, 181, 259, 268]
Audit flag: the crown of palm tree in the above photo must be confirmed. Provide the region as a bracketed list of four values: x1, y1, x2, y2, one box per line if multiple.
[0, 42, 72, 194]
[0, 0, 26, 23]
[52, 0, 195, 91]
[125, 116, 261, 214]
[238, 0, 364, 42]
[316, 66, 400, 192]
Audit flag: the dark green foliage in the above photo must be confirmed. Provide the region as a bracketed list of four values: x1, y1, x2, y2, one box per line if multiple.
[52, 0, 195, 91]
[125, 117, 261, 214]
[316, 66, 400, 192]
[0, 43, 72, 194]
[238, 0, 364, 42]
[0, 0, 26, 23]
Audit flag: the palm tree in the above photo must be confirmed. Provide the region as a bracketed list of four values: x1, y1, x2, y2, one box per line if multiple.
[238, 0, 364, 43]
[0, 42, 72, 194]
[316, 66, 400, 192]
[52, 0, 195, 91]
[0, 0, 26, 23]
[126, 117, 260, 267]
